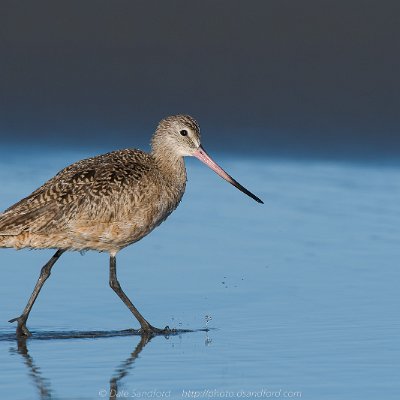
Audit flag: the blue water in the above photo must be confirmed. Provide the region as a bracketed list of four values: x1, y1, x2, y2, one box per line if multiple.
[0, 151, 399, 399]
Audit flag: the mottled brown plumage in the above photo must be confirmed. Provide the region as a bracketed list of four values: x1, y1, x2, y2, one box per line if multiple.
[2, 115, 263, 337]
[0, 118, 191, 254]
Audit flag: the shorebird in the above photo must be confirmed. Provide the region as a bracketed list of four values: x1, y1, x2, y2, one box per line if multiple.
[1, 115, 263, 337]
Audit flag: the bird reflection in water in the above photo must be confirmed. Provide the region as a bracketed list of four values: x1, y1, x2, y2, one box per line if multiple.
[8, 328, 210, 399]
[109, 333, 152, 400]
[11, 337, 52, 400]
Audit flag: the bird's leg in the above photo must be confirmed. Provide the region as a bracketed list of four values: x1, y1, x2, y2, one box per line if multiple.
[109, 256, 168, 334]
[9, 249, 65, 337]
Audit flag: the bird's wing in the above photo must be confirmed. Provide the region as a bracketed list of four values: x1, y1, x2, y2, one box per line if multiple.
[0, 149, 153, 235]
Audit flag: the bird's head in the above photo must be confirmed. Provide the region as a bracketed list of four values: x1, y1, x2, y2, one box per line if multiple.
[151, 114, 201, 157]
[151, 114, 263, 204]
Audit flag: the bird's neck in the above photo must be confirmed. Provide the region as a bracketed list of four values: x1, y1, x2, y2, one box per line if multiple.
[151, 149, 187, 189]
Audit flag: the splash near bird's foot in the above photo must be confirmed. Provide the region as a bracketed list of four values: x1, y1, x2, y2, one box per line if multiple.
[9, 316, 32, 337]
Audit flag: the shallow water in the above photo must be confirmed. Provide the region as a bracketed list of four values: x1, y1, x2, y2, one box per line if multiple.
[0, 152, 399, 399]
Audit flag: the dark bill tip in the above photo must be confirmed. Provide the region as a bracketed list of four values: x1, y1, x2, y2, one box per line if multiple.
[230, 177, 264, 204]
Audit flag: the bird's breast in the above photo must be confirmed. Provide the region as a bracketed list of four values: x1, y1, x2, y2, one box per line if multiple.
[64, 166, 186, 253]
[102, 178, 185, 250]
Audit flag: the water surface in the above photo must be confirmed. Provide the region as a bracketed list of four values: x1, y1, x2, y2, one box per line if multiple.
[0, 152, 399, 399]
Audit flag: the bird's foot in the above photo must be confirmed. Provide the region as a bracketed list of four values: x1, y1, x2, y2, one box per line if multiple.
[9, 316, 32, 337]
[139, 324, 174, 336]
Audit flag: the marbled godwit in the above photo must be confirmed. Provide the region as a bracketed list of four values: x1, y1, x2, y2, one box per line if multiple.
[1, 115, 263, 336]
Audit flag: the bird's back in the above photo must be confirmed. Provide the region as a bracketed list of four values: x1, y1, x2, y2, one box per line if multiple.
[0, 149, 186, 253]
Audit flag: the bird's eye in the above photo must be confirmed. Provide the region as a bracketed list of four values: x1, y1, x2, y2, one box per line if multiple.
[180, 129, 188, 136]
